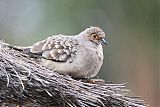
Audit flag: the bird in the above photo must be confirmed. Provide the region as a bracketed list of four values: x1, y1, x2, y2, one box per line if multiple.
[5, 26, 108, 78]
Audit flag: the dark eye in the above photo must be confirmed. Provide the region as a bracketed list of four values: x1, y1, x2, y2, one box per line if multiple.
[91, 33, 97, 38]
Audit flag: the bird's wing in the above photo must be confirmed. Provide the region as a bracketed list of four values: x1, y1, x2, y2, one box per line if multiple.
[29, 35, 79, 62]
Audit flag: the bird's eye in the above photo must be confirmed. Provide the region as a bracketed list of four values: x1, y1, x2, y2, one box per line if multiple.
[91, 33, 98, 39]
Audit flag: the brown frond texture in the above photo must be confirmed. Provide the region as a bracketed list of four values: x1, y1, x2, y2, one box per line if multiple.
[0, 42, 147, 107]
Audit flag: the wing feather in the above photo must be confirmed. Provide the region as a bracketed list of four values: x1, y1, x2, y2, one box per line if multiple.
[30, 35, 78, 62]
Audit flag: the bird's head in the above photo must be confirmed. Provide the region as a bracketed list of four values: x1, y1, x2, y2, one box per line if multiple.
[83, 26, 108, 45]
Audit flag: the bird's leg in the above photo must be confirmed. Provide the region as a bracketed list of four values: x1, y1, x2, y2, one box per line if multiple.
[72, 76, 104, 84]
[71, 76, 89, 80]
[72, 76, 112, 84]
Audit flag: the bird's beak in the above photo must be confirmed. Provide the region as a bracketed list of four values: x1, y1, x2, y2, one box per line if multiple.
[101, 39, 108, 45]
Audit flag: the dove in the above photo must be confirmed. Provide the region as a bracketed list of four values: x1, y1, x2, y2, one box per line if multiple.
[6, 26, 108, 78]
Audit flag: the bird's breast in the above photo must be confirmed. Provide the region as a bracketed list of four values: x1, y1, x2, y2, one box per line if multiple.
[71, 46, 103, 77]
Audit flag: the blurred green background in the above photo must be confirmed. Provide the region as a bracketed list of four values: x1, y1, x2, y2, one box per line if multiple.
[0, 0, 159, 106]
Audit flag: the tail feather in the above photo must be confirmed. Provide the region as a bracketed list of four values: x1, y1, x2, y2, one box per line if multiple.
[0, 41, 31, 52]
[0, 41, 43, 59]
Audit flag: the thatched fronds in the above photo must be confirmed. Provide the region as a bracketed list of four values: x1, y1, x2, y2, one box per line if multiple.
[0, 42, 147, 107]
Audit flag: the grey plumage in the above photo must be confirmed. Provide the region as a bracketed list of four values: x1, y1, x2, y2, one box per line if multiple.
[7, 26, 107, 78]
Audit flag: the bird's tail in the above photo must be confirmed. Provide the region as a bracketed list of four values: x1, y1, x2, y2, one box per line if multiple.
[0, 40, 31, 52]
[0, 41, 42, 59]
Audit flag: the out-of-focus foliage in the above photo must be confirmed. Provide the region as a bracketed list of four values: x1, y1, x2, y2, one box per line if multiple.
[0, 0, 159, 106]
